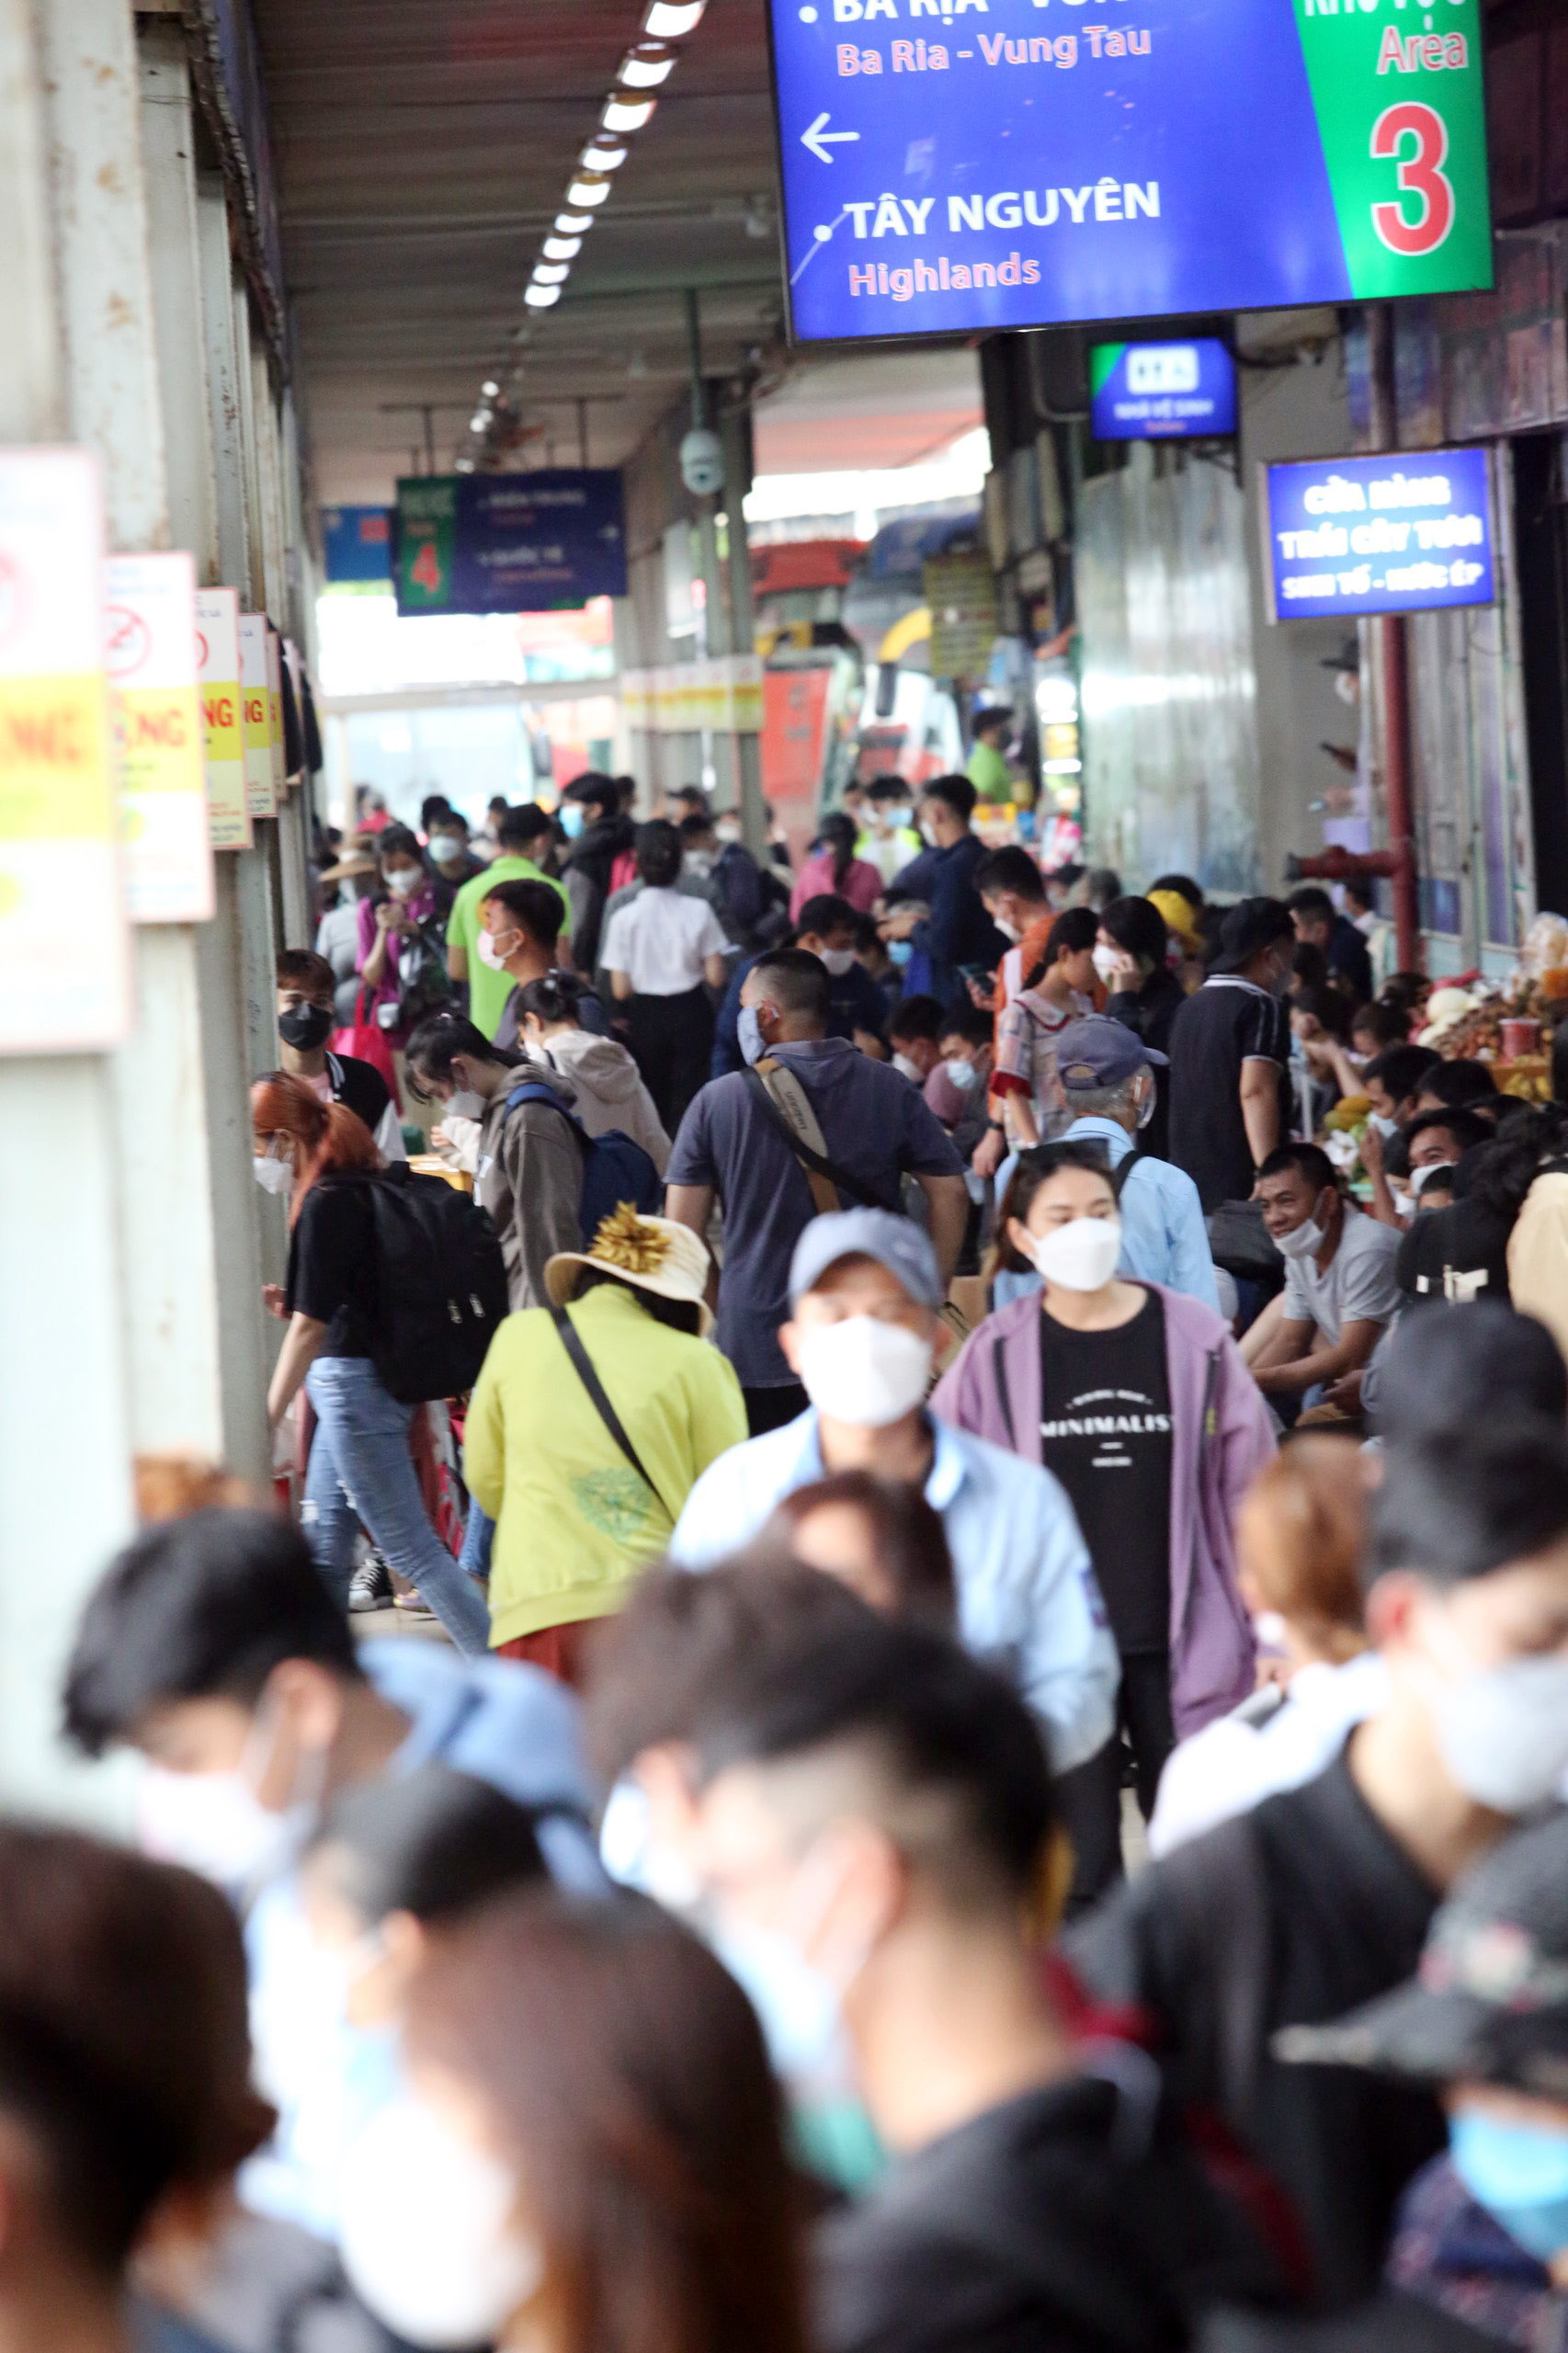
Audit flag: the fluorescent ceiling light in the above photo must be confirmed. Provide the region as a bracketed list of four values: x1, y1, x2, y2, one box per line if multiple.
[541, 235, 581, 261]
[532, 263, 569, 285]
[619, 41, 676, 85]
[643, 0, 705, 35]
[566, 176, 612, 207]
[524, 283, 562, 308]
[602, 93, 656, 132]
[481, 379, 499, 397]
[555, 211, 595, 233]
[580, 138, 628, 171]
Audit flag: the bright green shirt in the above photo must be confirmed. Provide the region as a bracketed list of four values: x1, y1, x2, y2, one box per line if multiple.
[462, 1281, 748, 1645]
[447, 856, 572, 1038]
[966, 740, 1014, 804]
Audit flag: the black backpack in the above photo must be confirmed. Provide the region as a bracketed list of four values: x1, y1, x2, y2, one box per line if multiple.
[358, 1165, 509, 1403]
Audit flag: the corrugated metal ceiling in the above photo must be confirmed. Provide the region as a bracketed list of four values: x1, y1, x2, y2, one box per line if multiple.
[252, 0, 786, 500]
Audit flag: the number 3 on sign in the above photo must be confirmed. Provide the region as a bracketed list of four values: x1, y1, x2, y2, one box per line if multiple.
[410, 538, 442, 595]
[1370, 102, 1454, 256]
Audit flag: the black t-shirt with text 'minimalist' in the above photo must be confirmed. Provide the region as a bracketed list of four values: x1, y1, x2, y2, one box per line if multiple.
[1039, 1289, 1172, 1655]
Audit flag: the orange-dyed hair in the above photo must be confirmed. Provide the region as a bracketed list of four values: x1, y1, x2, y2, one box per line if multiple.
[249, 1071, 380, 1225]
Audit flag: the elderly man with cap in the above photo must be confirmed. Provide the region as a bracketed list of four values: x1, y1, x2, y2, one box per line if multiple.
[668, 1207, 1119, 1779]
[1167, 894, 1296, 1214]
[996, 1016, 1221, 1313]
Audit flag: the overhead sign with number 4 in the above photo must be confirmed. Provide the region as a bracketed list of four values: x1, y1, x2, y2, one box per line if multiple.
[767, 0, 1492, 343]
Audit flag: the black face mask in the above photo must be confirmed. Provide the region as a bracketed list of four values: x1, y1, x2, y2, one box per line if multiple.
[278, 1003, 334, 1052]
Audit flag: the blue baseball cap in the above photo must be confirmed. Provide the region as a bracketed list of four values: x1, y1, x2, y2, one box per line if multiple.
[788, 1209, 943, 1312]
[1052, 1015, 1167, 1090]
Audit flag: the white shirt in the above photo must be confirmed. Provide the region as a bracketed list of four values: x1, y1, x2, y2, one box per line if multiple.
[601, 886, 728, 997]
[1147, 1650, 1389, 1859]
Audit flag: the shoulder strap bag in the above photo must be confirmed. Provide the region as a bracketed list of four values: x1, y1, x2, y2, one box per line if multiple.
[741, 1058, 900, 1216]
[550, 1304, 677, 1524]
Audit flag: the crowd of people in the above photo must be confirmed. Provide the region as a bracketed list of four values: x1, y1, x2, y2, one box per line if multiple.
[13, 770, 1568, 2353]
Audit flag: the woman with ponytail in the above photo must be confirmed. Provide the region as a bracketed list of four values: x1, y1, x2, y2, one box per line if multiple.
[251, 1074, 490, 1653]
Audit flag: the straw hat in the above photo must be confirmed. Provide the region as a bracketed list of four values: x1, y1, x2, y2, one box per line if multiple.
[545, 1205, 714, 1333]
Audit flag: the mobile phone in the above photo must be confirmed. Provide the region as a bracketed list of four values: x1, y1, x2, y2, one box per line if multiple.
[958, 962, 994, 986]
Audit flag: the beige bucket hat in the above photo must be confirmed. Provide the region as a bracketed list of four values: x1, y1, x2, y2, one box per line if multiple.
[545, 1205, 714, 1334]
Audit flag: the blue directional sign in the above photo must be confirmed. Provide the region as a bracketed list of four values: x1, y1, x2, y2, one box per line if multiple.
[766, 0, 1492, 344]
[1090, 340, 1236, 441]
[394, 472, 627, 616]
[1261, 448, 1495, 623]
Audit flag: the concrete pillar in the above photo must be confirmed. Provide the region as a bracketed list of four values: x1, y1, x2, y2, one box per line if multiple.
[0, 0, 134, 1815]
[721, 401, 767, 857]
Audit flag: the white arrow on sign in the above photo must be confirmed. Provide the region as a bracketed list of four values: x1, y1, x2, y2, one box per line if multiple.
[801, 110, 860, 163]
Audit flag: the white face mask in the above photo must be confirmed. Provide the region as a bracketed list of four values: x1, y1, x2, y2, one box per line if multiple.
[135, 1681, 331, 1901]
[1025, 1214, 1123, 1292]
[684, 850, 715, 880]
[384, 868, 422, 900]
[892, 1051, 925, 1085]
[919, 821, 940, 848]
[1369, 1111, 1401, 1139]
[340, 2095, 543, 2348]
[1275, 1207, 1328, 1260]
[796, 1315, 932, 1427]
[820, 947, 857, 976]
[716, 819, 743, 847]
[475, 928, 513, 972]
[254, 1152, 293, 1198]
[992, 914, 1021, 944]
[443, 1087, 487, 1122]
[1091, 942, 1125, 984]
[427, 834, 464, 865]
[1430, 1650, 1568, 1813]
[885, 807, 913, 830]
[943, 1057, 977, 1091]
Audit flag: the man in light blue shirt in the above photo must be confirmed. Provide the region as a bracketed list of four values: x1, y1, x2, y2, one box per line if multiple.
[994, 1017, 1221, 1314]
[668, 1207, 1119, 1775]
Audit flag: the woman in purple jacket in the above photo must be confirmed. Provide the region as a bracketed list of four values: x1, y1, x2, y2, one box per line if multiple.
[931, 1140, 1275, 1899]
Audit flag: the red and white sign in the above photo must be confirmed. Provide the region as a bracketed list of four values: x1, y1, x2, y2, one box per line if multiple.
[0, 449, 130, 1051]
[105, 551, 215, 924]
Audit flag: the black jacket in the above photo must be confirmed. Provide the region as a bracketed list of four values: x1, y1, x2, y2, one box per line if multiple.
[818, 2073, 1280, 2353]
[1105, 968, 1187, 1157]
[1064, 1757, 1445, 2313]
[562, 814, 635, 972]
[1200, 2291, 1500, 2353]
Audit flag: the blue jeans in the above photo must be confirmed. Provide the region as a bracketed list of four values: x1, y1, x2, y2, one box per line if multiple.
[302, 1357, 491, 1656]
[460, 1503, 494, 1581]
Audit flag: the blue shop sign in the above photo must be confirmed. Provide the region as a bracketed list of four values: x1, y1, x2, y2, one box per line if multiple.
[1090, 339, 1236, 440]
[323, 506, 393, 584]
[1261, 448, 1494, 622]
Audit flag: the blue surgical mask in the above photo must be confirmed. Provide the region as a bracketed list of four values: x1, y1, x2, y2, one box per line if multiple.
[888, 940, 913, 969]
[737, 1006, 767, 1066]
[1449, 2109, 1568, 2264]
[559, 802, 585, 839]
[943, 1057, 976, 1091]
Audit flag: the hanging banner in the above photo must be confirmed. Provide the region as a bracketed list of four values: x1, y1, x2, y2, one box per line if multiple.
[394, 472, 628, 616]
[1261, 446, 1495, 620]
[322, 504, 393, 583]
[768, 0, 1492, 343]
[195, 587, 250, 848]
[0, 448, 130, 1051]
[265, 626, 289, 801]
[238, 612, 278, 818]
[105, 550, 215, 926]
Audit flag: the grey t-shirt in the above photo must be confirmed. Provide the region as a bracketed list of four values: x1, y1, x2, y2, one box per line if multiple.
[665, 1037, 962, 1388]
[1283, 1208, 1402, 1344]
